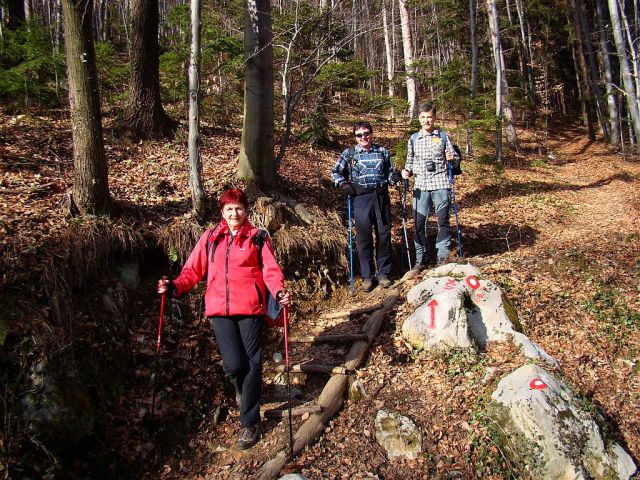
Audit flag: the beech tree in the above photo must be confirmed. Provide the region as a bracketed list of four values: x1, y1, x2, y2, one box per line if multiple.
[237, 0, 275, 191]
[188, 0, 206, 219]
[398, 0, 417, 118]
[61, 0, 110, 214]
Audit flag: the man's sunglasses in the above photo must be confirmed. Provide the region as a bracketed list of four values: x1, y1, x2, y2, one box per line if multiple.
[355, 132, 371, 138]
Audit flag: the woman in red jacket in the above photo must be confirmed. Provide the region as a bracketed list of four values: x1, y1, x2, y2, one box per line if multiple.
[158, 188, 291, 450]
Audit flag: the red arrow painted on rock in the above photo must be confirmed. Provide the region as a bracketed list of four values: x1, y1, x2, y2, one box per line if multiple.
[427, 299, 438, 329]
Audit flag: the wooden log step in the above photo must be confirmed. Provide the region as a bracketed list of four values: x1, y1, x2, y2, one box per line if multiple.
[288, 333, 368, 344]
[319, 302, 384, 319]
[263, 402, 323, 419]
[274, 363, 351, 375]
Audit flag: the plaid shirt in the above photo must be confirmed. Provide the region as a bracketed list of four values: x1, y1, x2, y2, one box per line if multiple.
[331, 144, 394, 188]
[405, 128, 455, 191]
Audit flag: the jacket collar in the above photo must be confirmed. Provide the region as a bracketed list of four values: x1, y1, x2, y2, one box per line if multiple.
[417, 128, 440, 139]
[209, 218, 253, 243]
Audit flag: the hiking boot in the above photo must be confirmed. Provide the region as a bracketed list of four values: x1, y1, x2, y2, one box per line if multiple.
[237, 423, 261, 450]
[412, 263, 427, 272]
[378, 275, 392, 288]
[436, 257, 449, 267]
[235, 392, 242, 408]
[361, 278, 375, 292]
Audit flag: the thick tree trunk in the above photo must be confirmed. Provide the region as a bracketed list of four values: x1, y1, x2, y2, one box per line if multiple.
[608, 0, 640, 140]
[398, 0, 417, 118]
[61, 0, 110, 215]
[238, 0, 275, 190]
[188, 0, 206, 220]
[123, 0, 176, 140]
[596, 0, 620, 144]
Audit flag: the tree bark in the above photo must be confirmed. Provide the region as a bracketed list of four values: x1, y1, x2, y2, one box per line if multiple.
[468, 0, 478, 155]
[596, 0, 620, 143]
[61, 0, 110, 214]
[7, 0, 25, 28]
[608, 0, 640, 140]
[398, 0, 417, 118]
[238, 0, 275, 190]
[382, 0, 395, 118]
[188, 0, 206, 220]
[486, 0, 503, 161]
[122, 0, 176, 140]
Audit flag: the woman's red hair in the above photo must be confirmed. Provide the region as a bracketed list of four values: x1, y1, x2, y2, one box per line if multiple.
[219, 188, 249, 210]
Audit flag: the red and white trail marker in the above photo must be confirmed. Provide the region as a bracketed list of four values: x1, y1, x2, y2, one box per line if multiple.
[465, 275, 481, 290]
[529, 377, 548, 390]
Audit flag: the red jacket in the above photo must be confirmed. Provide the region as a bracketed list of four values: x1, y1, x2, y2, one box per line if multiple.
[172, 220, 285, 318]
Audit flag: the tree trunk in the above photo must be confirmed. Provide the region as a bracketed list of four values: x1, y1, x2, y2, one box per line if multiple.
[188, 0, 206, 220]
[123, 0, 176, 140]
[7, 0, 25, 28]
[608, 0, 640, 140]
[382, 0, 395, 119]
[398, 0, 417, 118]
[238, 0, 275, 190]
[467, 0, 478, 155]
[61, 0, 110, 214]
[514, 0, 536, 116]
[596, 0, 620, 144]
[486, 0, 503, 160]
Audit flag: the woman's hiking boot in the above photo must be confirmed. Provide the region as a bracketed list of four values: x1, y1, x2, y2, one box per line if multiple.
[237, 423, 261, 450]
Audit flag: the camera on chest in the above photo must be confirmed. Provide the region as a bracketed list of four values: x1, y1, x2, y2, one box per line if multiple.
[426, 161, 436, 172]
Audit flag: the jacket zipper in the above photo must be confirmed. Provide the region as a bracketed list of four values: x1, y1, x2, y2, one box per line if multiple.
[225, 233, 234, 316]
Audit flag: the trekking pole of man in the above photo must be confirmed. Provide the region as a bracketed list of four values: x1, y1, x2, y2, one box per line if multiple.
[448, 162, 464, 258]
[401, 179, 412, 270]
[347, 195, 355, 295]
[283, 306, 294, 460]
[151, 291, 166, 419]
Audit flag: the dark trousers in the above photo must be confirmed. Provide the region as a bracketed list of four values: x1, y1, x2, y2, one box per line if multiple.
[210, 315, 263, 427]
[352, 191, 392, 280]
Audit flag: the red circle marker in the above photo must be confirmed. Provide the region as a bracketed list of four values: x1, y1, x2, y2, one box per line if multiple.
[530, 378, 548, 390]
[466, 275, 481, 290]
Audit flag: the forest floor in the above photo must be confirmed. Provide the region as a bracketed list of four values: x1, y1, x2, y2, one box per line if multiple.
[1, 111, 639, 479]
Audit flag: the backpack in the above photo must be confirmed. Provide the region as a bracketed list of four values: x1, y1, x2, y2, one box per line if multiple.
[205, 227, 284, 328]
[410, 130, 462, 176]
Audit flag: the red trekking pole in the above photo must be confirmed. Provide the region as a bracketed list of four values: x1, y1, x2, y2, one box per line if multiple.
[283, 307, 294, 460]
[150, 292, 166, 419]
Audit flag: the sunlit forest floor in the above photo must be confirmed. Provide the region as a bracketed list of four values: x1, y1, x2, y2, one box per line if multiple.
[1, 110, 639, 478]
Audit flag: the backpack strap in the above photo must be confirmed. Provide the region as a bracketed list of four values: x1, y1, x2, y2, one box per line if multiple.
[409, 132, 418, 157]
[254, 229, 268, 267]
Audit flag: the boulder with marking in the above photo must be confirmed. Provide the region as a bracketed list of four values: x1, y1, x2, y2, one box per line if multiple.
[490, 364, 636, 480]
[401, 288, 472, 351]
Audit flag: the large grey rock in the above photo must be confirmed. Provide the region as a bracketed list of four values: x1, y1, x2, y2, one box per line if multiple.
[401, 288, 472, 351]
[490, 364, 636, 480]
[374, 410, 422, 460]
[405, 274, 557, 365]
[466, 279, 557, 366]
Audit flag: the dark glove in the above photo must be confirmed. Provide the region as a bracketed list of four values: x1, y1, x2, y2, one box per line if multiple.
[390, 170, 402, 185]
[341, 182, 356, 197]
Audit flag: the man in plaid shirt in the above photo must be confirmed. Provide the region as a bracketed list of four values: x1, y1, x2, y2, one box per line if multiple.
[332, 121, 400, 292]
[402, 103, 458, 270]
